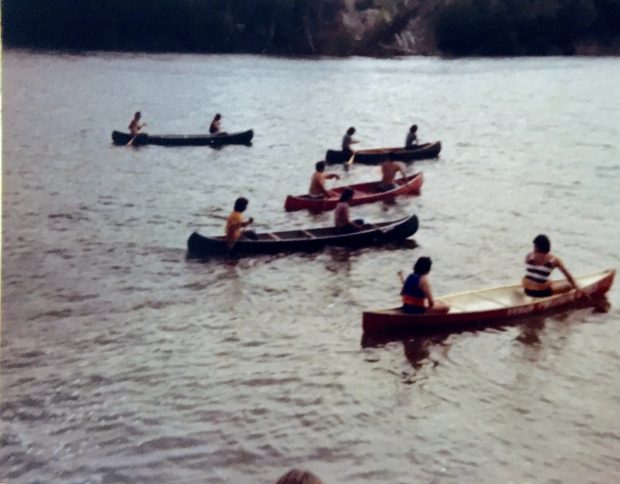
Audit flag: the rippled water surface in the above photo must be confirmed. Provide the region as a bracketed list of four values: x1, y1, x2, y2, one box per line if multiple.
[2, 51, 620, 483]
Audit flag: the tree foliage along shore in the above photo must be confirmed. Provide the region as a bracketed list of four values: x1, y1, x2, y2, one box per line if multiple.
[435, 0, 620, 56]
[3, 0, 620, 56]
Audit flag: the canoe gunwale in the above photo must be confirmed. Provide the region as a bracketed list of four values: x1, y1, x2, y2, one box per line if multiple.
[284, 172, 423, 212]
[325, 141, 441, 164]
[187, 213, 419, 257]
[362, 269, 616, 335]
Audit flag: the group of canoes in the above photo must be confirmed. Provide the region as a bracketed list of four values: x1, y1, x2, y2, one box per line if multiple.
[112, 115, 615, 335]
[186, 123, 437, 256]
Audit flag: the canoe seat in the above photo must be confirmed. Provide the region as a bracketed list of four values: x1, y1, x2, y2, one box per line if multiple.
[267, 232, 280, 240]
[302, 230, 317, 239]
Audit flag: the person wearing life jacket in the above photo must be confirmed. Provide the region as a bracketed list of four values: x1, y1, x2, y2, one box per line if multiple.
[399, 257, 449, 314]
[522, 234, 580, 297]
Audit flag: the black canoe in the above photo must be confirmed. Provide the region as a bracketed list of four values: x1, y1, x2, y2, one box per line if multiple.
[187, 214, 419, 257]
[111, 129, 254, 147]
[325, 141, 441, 164]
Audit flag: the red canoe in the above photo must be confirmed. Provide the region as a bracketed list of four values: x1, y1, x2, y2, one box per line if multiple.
[362, 269, 615, 336]
[284, 172, 423, 212]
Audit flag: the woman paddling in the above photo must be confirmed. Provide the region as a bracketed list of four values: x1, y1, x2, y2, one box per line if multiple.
[398, 257, 449, 314]
[522, 234, 580, 297]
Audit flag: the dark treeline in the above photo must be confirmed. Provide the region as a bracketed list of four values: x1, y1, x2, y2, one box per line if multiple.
[1, 0, 343, 54]
[3, 0, 620, 56]
[434, 0, 620, 56]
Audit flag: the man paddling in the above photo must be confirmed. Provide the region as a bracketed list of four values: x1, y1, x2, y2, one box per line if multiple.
[127, 111, 146, 145]
[309, 161, 340, 198]
[405, 124, 419, 149]
[378, 156, 407, 191]
[342, 126, 359, 160]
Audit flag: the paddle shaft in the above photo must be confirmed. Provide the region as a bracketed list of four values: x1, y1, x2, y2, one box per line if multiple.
[343, 151, 355, 172]
[127, 123, 147, 146]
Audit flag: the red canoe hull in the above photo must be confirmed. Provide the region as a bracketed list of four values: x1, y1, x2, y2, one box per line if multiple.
[285, 172, 423, 212]
[362, 270, 615, 336]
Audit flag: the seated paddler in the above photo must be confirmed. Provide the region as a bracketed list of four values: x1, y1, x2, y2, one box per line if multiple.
[522, 234, 580, 297]
[309, 161, 340, 198]
[398, 256, 450, 314]
[226, 197, 257, 248]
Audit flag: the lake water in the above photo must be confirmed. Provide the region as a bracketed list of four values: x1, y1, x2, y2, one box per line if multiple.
[2, 51, 620, 483]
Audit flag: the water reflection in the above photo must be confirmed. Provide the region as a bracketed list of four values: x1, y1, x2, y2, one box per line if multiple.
[363, 297, 613, 370]
[515, 315, 546, 346]
[402, 334, 450, 370]
[361, 332, 452, 370]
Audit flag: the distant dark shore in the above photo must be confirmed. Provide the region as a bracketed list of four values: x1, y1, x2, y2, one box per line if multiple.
[3, 0, 620, 58]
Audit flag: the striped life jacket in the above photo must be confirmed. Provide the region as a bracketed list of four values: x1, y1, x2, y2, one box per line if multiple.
[525, 256, 556, 284]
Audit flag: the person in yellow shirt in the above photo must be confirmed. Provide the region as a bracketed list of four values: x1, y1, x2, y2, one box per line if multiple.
[226, 197, 255, 248]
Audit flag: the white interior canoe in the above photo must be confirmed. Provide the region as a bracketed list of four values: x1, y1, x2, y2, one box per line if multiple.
[362, 269, 615, 335]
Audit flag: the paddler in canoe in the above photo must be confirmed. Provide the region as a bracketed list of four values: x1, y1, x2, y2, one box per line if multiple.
[378, 155, 408, 192]
[127, 111, 147, 145]
[522, 234, 581, 297]
[225, 197, 257, 248]
[129, 111, 146, 136]
[334, 188, 364, 232]
[342, 126, 359, 160]
[405, 124, 419, 149]
[308, 161, 340, 198]
[398, 257, 450, 314]
[209, 113, 228, 136]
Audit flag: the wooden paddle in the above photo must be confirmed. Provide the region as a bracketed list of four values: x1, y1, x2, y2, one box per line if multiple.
[127, 122, 147, 146]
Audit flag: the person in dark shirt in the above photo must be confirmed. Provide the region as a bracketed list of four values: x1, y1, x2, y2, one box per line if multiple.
[405, 124, 418, 149]
[399, 257, 449, 314]
[342, 126, 359, 158]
